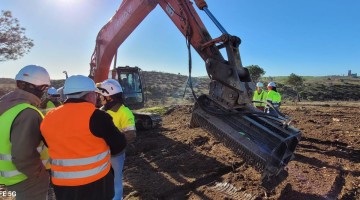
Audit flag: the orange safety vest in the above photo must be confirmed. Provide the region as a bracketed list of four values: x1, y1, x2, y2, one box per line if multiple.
[40, 102, 111, 186]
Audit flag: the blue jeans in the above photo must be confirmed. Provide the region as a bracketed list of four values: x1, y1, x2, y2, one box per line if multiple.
[111, 153, 125, 200]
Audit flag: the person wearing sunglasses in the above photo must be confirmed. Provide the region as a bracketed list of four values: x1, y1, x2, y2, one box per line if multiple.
[0, 65, 51, 200]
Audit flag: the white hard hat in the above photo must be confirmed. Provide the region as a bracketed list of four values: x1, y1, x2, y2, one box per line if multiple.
[47, 87, 58, 95]
[97, 79, 123, 96]
[256, 82, 264, 87]
[63, 75, 98, 95]
[15, 65, 50, 86]
[268, 82, 276, 87]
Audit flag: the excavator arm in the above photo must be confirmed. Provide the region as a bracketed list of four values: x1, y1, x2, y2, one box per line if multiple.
[90, 0, 301, 180]
[90, 0, 252, 107]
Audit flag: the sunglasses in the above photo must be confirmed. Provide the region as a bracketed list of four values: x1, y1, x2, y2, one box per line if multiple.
[37, 85, 50, 92]
[28, 84, 49, 92]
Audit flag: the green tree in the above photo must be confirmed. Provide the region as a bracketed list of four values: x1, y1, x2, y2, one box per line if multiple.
[286, 73, 304, 101]
[246, 65, 265, 82]
[0, 10, 34, 61]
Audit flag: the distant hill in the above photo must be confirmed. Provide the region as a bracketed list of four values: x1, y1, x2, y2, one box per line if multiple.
[1, 72, 359, 103]
[0, 79, 66, 97]
[262, 76, 360, 101]
[0, 78, 16, 97]
[140, 71, 209, 105]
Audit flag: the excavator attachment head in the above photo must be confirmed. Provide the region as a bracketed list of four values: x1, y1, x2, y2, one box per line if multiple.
[190, 95, 301, 180]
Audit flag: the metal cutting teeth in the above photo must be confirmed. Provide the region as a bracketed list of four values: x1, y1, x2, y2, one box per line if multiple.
[190, 95, 301, 180]
[191, 111, 266, 172]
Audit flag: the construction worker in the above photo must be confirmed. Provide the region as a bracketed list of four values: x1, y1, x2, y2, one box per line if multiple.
[252, 82, 267, 111]
[97, 79, 136, 200]
[0, 65, 51, 200]
[38, 88, 61, 171]
[39, 87, 62, 111]
[265, 82, 282, 116]
[40, 75, 127, 200]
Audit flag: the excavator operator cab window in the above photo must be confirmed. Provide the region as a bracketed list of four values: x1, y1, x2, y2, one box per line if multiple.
[120, 73, 142, 93]
[121, 77, 130, 92]
[118, 71, 144, 108]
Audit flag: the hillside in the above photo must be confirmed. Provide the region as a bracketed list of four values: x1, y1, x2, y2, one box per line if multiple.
[264, 76, 360, 101]
[0, 79, 66, 98]
[1, 72, 359, 102]
[140, 71, 209, 106]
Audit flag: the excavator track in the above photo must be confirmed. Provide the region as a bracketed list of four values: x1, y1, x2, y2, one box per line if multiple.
[133, 111, 162, 130]
[190, 95, 301, 180]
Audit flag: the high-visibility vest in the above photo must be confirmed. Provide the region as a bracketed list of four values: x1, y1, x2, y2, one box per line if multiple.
[41, 102, 111, 186]
[253, 90, 267, 107]
[46, 100, 56, 109]
[0, 103, 50, 186]
[38, 141, 51, 169]
[41, 100, 62, 116]
[266, 90, 282, 108]
[106, 105, 135, 132]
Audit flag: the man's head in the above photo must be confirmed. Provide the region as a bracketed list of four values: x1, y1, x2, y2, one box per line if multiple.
[15, 65, 51, 98]
[47, 87, 60, 100]
[96, 79, 123, 105]
[256, 82, 263, 91]
[63, 75, 99, 104]
[97, 79, 123, 96]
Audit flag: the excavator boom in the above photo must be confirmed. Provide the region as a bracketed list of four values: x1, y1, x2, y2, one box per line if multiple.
[90, 0, 301, 180]
[90, 0, 249, 106]
[90, 0, 157, 82]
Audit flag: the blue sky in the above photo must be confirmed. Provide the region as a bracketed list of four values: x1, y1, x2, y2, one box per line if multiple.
[1, 0, 359, 79]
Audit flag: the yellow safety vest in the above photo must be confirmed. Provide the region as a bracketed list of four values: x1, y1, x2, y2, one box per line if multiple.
[107, 105, 136, 132]
[266, 90, 282, 108]
[253, 90, 267, 107]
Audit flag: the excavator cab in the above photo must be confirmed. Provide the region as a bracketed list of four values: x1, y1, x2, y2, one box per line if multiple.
[111, 66, 145, 110]
[110, 66, 161, 130]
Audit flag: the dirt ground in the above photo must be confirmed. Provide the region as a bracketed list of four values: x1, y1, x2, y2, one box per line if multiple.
[122, 103, 360, 200]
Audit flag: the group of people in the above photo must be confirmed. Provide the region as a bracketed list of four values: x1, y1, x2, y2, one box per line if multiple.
[252, 81, 282, 115]
[0, 65, 283, 200]
[0, 65, 135, 200]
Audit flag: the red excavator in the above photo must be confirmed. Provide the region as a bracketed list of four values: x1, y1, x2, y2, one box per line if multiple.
[89, 0, 301, 180]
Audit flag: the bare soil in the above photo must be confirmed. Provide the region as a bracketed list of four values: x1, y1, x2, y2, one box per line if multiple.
[123, 103, 360, 200]
[1, 74, 359, 199]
